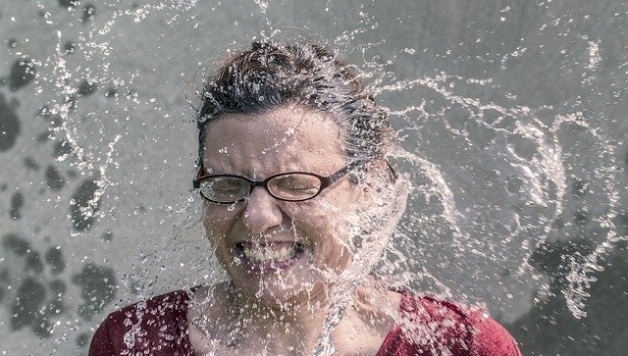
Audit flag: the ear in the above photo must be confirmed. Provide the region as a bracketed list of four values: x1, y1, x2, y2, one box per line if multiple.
[364, 160, 394, 189]
[353, 161, 409, 258]
[353, 160, 388, 203]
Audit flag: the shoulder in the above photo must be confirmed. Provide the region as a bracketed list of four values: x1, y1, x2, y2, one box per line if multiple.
[106, 289, 191, 322]
[463, 307, 522, 356]
[99, 289, 191, 338]
[384, 293, 521, 356]
[88, 289, 193, 356]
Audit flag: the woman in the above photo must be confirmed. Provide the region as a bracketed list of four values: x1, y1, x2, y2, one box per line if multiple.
[89, 41, 521, 355]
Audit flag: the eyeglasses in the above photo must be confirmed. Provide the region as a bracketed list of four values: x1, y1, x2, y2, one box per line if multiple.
[193, 161, 368, 204]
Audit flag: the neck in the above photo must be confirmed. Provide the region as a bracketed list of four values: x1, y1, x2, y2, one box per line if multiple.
[227, 286, 333, 353]
[188, 281, 399, 355]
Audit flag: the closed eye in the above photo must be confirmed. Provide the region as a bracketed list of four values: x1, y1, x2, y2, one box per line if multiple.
[272, 175, 318, 191]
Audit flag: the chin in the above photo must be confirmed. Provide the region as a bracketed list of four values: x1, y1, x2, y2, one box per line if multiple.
[229, 267, 331, 311]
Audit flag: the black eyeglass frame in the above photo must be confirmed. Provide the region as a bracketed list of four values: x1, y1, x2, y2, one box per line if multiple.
[193, 160, 378, 204]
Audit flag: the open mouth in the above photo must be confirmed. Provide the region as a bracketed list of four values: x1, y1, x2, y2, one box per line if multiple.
[234, 242, 305, 271]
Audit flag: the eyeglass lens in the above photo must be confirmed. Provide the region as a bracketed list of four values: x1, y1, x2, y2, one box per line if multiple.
[199, 173, 324, 203]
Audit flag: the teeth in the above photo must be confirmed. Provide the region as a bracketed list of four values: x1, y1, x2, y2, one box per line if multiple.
[242, 244, 296, 263]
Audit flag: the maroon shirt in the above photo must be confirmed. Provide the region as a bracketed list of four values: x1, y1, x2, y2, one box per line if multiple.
[89, 290, 521, 356]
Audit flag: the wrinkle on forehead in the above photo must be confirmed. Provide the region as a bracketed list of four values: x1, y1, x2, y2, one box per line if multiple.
[203, 106, 347, 176]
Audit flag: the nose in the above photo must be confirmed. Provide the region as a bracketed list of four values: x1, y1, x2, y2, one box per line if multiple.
[241, 186, 283, 233]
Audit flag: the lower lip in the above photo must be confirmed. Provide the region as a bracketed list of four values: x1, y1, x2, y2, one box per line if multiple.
[234, 243, 305, 273]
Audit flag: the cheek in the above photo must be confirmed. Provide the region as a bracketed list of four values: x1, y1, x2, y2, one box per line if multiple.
[287, 201, 336, 231]
[288, 200, 358, 249]
[309, 190, 362, 231]
[202, 206, 238, 243]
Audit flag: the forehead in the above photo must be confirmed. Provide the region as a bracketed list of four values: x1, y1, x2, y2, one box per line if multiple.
[203, 106, 346, 173]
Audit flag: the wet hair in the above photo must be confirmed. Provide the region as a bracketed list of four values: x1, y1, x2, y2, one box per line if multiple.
[196, 41, 391, 165]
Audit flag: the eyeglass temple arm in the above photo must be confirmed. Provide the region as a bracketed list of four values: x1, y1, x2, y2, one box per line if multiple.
[193, 163, 205, 189]
[328, 159, 397, 184]
[385, 160, 398, 182]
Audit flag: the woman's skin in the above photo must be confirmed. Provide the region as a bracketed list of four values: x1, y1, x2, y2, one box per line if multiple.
[187, 105, 402, 355]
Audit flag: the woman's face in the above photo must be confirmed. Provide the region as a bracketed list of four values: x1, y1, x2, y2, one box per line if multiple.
[201, 106, 369, 309]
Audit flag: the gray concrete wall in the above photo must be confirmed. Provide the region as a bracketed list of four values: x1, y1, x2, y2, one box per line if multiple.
[0, 1, 626, 354]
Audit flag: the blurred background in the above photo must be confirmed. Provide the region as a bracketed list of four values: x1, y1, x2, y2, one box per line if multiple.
[0, 1, 626, 355]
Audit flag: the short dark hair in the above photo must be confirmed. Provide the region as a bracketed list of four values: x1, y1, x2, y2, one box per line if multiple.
[196, 41, 391, 164]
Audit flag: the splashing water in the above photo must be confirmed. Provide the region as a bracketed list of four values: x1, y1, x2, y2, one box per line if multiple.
[379, 72, 625, 319]
[253, 0, 269, 14]
[0, 1, 626, 355]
